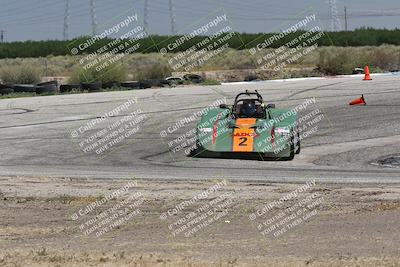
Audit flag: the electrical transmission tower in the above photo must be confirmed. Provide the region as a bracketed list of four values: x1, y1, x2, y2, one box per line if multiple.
[329, 0, 342, 31]
[63, 0, 70, 40]
[144, 0, 149, 29]
[90, 0, 98, 36]
[169, 0, 177, 34]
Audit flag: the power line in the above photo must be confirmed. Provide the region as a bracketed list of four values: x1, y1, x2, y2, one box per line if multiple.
[2, 1, 124, 29]
[0, 0, 64, 23]
[0, 0, 62, 18]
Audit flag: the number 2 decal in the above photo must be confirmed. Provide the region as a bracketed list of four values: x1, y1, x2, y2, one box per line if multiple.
[239, 137, 248, 146]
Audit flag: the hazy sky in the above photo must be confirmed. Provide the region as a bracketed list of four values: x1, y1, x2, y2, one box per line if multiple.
[0, 0, 399, 41]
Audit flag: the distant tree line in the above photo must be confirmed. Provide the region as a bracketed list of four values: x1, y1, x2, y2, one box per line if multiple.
[1, 28, 399, 59]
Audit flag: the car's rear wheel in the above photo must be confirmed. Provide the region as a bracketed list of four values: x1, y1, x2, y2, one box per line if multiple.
[281, 132, 295, 160]
[295, 131, 301, 154]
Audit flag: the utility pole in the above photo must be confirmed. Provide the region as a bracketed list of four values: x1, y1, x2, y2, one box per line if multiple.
[90, 0, 97, 36]
[63, 0, 70, 40]
[344, 6, 348, 31]
[144, 0, 149, 30]
[169, 0, 177, 35]
[0, 30, 4, 43]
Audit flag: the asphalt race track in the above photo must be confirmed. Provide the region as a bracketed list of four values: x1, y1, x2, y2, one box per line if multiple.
[0, 74, 399, 183]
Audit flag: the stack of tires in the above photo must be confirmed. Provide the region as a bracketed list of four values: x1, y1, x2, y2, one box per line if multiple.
[81, 82, 102, 92]
[35, 80, 58, 94]
[60, 84, 81, 93]
[0, 80, 59, 95]
[59, 82, 102, 93]
[120, 81, 152, 89]
[60, 81, 123, 93]
[0, 84, 14, 95]
[102, 81, 120, 89]
[1, 78, 164, 96]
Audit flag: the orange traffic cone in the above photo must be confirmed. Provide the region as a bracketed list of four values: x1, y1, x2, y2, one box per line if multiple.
[349, 94, 366, 106]
[363, 66, 372, 80]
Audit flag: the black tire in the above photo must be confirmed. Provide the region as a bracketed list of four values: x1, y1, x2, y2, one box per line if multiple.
[280, 133, 295, 161]
[160, 79, 170, 85]
[0, 88, 14, 95]
[103, 81, 120, 89]
[139, 81, 151, 89]
[121, 81, 141, 89]
[147, 79, 165, 87]
[295, 131, 301, 154]
[60, 84, 81, 93]
[35, 84, 58, 94]
[81, 82, 102, 92]
[12, 84, 37, 93]
[189, 141, 205, 157]
[37, 80, 58, 87]
[244, 75, 259, 81]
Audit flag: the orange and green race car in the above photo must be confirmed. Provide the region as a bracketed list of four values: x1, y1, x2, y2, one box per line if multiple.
[192, 90, 300, 160]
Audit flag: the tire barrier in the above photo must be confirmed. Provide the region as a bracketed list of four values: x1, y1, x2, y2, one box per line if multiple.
[81, 82, 102, 92]
[120, 81, 141, 89]
[147, 79, 165, 87]
[0, 88, 14, 95]
[35, 84, 58, 94]
[0, 84, 9, 89]
[102, 81, 120, 89]
[60, 84, 81, 93]
[37, 80, 58, 87]
[244, 75, 259, 82]
[11, 84, 37, 93]
[3, 78, 175, 96]
[139, 81, 151, 89]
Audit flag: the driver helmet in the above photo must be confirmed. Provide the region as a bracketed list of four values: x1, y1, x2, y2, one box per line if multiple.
[240, 100, 257, 117]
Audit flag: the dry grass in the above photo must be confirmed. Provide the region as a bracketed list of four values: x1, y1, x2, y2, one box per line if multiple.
[0, 46, 398, 82]
[317, 45, 400, 74]
[0, 65, 42, 84]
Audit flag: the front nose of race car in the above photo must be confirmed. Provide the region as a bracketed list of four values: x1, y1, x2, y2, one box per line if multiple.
[197, 116, 277, 154]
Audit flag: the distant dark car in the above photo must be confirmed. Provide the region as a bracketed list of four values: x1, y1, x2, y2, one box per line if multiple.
[183, 74, 204, 83]
[165, 77, 184, 86]
[352, 68, 364, 74]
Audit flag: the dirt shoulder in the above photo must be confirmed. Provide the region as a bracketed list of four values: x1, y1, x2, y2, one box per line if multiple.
[0, 176, 399, 267]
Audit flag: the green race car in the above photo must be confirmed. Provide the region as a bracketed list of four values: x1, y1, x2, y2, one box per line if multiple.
[191, 90, 300, 160]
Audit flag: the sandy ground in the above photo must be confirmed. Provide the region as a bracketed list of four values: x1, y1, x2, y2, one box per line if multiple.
[0, 176, 399, 267]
